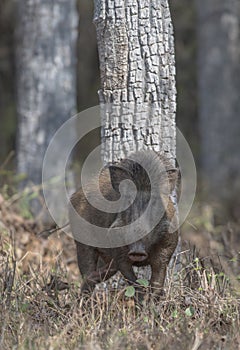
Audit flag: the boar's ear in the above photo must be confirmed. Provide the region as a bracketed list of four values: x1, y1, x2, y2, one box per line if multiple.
[161, 168, 179, 194]
[108, 165, 132, 193]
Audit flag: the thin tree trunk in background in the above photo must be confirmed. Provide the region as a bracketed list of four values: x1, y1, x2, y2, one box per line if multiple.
[94, 0, 178, 281]
[0, 1, 16, 165]
[16, 0, 78, 210]
[77, 0, 99, 111]
[196, 0, 240, 212]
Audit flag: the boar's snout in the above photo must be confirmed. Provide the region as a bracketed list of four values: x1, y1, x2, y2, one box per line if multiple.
[128, 251, 148, 262]
[128, 242, 148, 262]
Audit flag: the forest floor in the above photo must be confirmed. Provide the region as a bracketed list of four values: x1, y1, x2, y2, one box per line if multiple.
[0, 184, 240, 350]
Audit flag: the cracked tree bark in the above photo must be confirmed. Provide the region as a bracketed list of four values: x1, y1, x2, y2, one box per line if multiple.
[94, 0, 179, 285]
[16, 0, 78, 215]
[94, 0, 176, 164]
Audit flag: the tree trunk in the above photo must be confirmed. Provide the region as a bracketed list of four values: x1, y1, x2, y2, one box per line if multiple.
[77, 0, 99, 111]
[196, 0, 240, 212]
[0, 0, 16, 165]
[94, 0, 176, 164]
[16, 0, 78, 212]
[94, 0, 178, 282]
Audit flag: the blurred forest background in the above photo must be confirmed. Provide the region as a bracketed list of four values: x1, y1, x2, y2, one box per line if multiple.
[0, 0, 239, 219]
[1, 3, 240, 348]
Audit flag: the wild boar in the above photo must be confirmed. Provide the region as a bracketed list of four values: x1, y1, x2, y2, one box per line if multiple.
[69, 150, 179, 297]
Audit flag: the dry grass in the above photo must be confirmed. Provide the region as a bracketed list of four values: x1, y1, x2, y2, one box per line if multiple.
[0, 192, 240, 350]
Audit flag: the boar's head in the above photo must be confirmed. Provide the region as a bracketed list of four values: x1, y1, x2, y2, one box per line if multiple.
[107, 151, 179, 260]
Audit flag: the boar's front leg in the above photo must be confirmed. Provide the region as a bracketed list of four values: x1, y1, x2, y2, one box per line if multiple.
[117, 260, 137, 284]
[75, 242, 99, 293]
[76, 242, 118, 293]
[81, 262, 118, 293]
[150, 257, 168, 296]
[118, 260, 149, 303]
[150, 234, 178, 297]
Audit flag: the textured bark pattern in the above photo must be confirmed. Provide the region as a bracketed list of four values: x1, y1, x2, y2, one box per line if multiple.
[196, 0, 240, 201]
[16, 0, 78, 186]
[94, 0, 176, 165]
